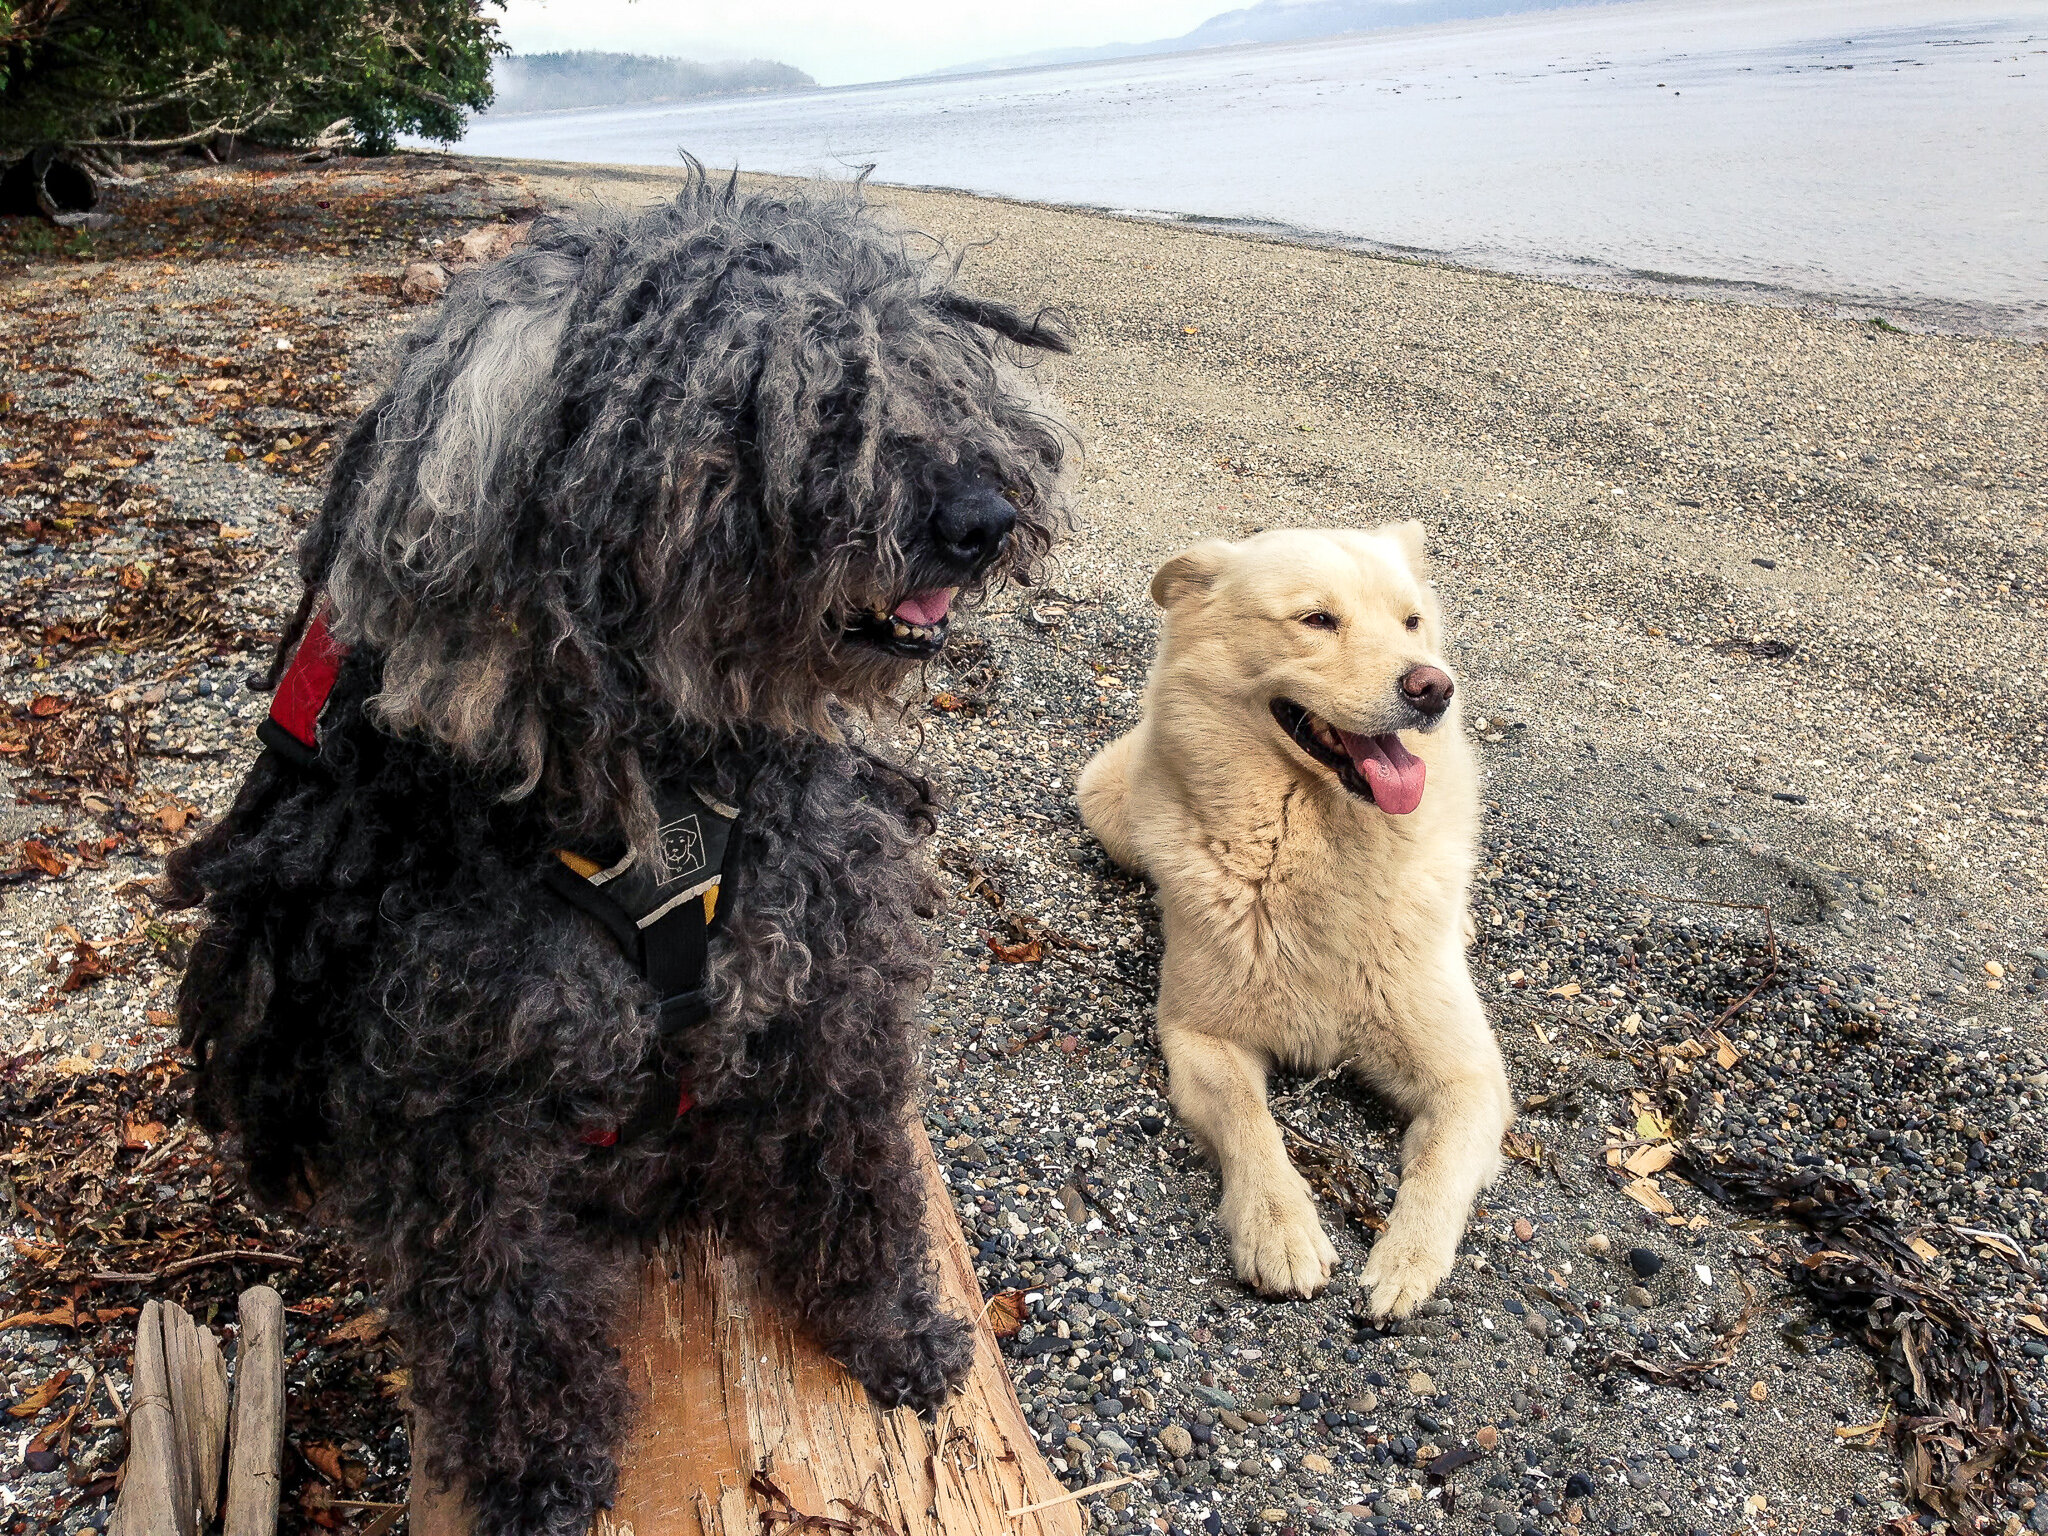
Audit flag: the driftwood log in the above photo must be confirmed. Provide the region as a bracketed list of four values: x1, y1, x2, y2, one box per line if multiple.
[223, 1286, 286, 1536]
[412, 1134, 1086, 1536]
[110, 1288, 284, 1536]
[112, 1300, 228, 1536]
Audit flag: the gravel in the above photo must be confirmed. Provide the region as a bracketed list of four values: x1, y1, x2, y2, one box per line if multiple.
[5, 154, 2046, 1536]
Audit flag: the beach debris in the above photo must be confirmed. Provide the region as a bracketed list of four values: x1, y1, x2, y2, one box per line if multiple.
[0, 1059, 404, 1528]
[1674, 1147, 2047, 1520]
[399, 260, 449, 303]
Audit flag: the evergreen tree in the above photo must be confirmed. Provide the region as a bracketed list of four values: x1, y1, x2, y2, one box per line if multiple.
[0, 0, 503, 157]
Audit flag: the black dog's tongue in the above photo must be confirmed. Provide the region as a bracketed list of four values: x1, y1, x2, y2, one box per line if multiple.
[1336, 730, 1426, 814]
[892, 588, 954, 625]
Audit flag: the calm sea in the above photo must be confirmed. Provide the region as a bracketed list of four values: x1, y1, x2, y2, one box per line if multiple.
[454, 0, 2048, 338]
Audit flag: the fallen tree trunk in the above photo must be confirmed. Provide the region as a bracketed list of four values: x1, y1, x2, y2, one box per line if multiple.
[412, 1134, 1084, 1536]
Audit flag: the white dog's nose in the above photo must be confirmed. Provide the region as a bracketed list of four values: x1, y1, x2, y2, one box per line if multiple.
[1400, 665, 1453, 716]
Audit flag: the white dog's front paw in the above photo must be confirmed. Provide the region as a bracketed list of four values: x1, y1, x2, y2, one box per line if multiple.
[1223, 1183, 1338, 1299]
[1359, 1232, 1453, 1320]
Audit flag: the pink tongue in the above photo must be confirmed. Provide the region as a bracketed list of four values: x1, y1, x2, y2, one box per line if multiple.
[892, 589, 953, 625]
[1336, 730, 1427, 815]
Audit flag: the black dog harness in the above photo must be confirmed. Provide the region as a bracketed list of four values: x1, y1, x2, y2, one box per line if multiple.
[259, 609, 736, 1145]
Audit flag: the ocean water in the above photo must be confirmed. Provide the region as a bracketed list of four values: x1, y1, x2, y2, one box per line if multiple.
[454, 0, 2048, 337]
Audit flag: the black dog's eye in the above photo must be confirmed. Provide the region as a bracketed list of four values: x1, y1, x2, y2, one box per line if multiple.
[1300, 611, 1338, 630]
[1404, 614, 1422, 631]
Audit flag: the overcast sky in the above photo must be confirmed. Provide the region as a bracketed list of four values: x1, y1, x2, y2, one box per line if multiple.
[494, 0, 1230, 86]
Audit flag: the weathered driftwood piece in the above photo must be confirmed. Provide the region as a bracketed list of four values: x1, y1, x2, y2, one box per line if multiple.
[224, 1285, 287, 1536]
[163, 1300, 230, 1522]
[411, 1133, 1084, 1536]
[111, 1301, 193, 1536]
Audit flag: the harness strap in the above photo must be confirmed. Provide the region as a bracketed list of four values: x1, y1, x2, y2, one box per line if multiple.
[256, 600, 733, 1147]
[259, 608, 348, 766]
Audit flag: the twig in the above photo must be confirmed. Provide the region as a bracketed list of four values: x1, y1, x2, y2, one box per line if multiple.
[1005, 1474, 1138, 1519]
[91, 1249, 302, 1285]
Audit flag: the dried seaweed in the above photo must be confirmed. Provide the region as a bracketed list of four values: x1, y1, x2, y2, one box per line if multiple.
[1278, 1122, 1388, 1234]
[1675, 1148, 2047, 1520]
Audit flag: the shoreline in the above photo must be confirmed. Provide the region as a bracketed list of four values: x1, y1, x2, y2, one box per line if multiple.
[450, 152, 2048, 343]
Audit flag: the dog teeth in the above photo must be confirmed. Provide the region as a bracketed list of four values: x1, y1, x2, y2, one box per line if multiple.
[892, 621, 911, 638]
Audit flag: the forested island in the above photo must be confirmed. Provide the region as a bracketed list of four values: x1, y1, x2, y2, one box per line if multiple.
[487, 54, 816, 115]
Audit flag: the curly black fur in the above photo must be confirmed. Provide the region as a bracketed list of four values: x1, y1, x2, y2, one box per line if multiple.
[165, 166, 1069, 1536]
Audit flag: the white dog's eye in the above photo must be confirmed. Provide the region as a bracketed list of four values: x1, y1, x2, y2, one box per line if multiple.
[1404, 614, 1422, 631]
[1300, 611, 1338, 630]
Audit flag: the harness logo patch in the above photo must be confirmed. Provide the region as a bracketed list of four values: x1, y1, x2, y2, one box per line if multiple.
[656, 813, 705, 885]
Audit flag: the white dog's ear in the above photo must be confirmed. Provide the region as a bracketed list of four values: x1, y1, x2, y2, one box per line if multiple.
[1150, 540, 1233, 608]
[1381, 519, 1430, 577]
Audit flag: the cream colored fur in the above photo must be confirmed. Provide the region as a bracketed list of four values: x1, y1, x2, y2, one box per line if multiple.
[1078, 525, 1512, 1317]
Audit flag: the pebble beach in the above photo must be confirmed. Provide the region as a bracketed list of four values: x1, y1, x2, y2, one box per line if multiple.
[2, 153, 2045, 1536]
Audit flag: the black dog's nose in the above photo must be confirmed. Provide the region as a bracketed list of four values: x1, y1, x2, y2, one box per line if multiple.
[1400, 665, 1454, 716]
[932, 486, 1016, 571]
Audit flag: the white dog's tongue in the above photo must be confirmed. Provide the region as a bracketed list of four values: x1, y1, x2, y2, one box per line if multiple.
[1337, 730, 1426, 815]
[893, 589, 954, 625]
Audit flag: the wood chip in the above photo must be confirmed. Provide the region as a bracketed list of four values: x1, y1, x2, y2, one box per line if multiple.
[1623, 1143, 1677, 1178]
[1623, 1179, 1675, 1216]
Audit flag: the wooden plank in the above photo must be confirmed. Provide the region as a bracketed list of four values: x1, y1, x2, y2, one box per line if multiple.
[411, 1134, 1085, 1536]
[224, 1285, 287, 1536]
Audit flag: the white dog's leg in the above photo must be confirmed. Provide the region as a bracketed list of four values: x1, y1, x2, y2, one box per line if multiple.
[1356, 974, 1512, 1319]
[1161, 1018, 1338, 1299]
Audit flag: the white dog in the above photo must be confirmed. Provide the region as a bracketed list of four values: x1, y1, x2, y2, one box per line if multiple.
[1077, 524, 1512, 1318]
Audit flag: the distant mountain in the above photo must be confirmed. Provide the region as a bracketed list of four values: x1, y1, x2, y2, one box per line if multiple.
[486, 53, 816, 115]
[942, 0, 1615, 74]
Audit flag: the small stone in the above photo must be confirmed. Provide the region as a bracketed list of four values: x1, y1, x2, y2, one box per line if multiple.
[1565, 1471, 1595, 1498]
[1748, 1380, 1769, 1403]
[1625, 1286, 1655, 1309]
[1522, 1311, 1550, 1340]
[1300, 1453, 1334, 1476]
[1191, 1385, 1237, 1409]
[1260, 1510, 1288, 1524]
[1406, 1371, 1435, 1395]
[1626, 1248, 1664, 1279]
[1475, 1424, 1499, 1451]
[1096, 1429, 1132, 1456]
[1345, 1391, 1379, 1414]
[1219, 1409, 1248, 1432]
[1513, 1217, 1534, 1241]
[1581, 1233, 1611, 1257]
[1157, 1424, 1193, 1458]
[399, 261, 449, 303]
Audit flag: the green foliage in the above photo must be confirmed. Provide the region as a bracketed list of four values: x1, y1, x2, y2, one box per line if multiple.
[0, 0, 504, 157]
[490, 52, 815, 115]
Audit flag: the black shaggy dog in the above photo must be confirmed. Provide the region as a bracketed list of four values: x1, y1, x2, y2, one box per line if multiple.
[164, 169, 1069, 1536]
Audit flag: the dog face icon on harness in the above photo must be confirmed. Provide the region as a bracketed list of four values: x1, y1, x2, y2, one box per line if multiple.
[657, 814, 705, 886]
